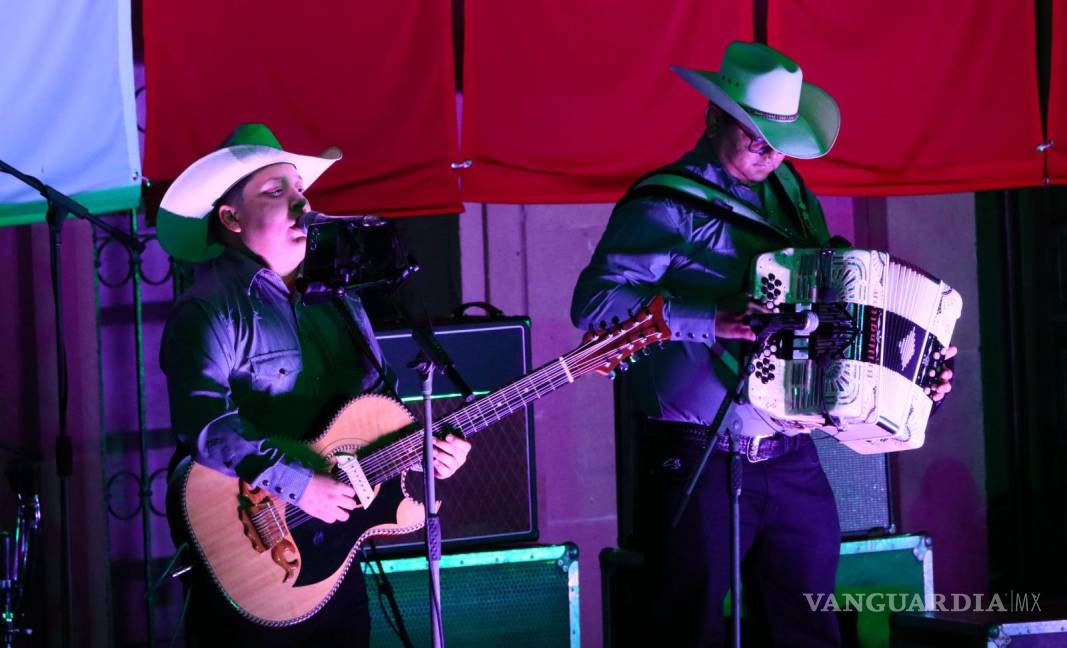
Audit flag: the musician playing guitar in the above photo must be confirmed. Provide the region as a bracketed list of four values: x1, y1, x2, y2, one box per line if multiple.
[157, 124, 470, 646]
[571, 42, 955, 646]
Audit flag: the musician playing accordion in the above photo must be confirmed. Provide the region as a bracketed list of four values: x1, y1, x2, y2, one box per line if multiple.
[571, 42, 954, 646]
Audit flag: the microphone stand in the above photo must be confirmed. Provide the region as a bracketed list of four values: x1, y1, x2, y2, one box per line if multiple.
[0, 159, 143, 648]
[298, 217, 475, 646]
[670, 356, 755, 648]
[408, 323, 474, 648]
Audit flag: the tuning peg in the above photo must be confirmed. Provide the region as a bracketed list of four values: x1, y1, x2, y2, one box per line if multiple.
[599, 320, 608, 330]
[608, 370, 617, 380]
[611, 315, 620, 326]
[618, 362, 629, 373]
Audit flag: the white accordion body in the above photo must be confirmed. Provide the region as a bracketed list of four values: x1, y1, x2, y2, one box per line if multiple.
[746, 248, 962, 454]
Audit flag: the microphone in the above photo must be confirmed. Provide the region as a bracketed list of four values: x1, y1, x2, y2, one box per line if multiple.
[297, 211, 416, 302]
[746, 310, 820, 336]
[296, 210, 324, 231]
[297, 210, 373, 231]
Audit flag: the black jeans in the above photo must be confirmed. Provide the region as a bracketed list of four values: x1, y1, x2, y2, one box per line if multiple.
[635, 428, 841, 647]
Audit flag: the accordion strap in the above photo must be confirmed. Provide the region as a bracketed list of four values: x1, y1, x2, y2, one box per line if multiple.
[766, 161, 830, 246]
[631, 168, 794, 241]
[628, 168, 803, 378]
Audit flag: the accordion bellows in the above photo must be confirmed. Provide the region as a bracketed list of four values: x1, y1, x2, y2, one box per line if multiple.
[746, 248, 963, 454]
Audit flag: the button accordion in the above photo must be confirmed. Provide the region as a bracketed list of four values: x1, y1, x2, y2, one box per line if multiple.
[745, 248, 962, 454]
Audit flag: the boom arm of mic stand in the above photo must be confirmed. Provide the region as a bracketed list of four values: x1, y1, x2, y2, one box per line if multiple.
[0, 158, 143, 253]
[411, 326, 475, 404]
[670, 359, 754, 529]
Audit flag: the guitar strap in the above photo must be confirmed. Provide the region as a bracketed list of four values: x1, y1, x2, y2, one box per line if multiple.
[330, 297, 403, 403]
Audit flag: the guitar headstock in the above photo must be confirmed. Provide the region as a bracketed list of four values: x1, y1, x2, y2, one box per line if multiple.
[577, 296, 671, 377]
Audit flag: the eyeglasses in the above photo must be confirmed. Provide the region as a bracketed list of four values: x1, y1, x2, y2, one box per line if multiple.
[730, 117, 775, 155]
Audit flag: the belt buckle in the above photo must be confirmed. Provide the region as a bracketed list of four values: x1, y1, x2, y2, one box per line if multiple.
[746, 435, 770, 463]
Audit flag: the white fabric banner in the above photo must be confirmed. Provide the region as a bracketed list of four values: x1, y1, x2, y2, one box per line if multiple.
[0, 0, 140, 222]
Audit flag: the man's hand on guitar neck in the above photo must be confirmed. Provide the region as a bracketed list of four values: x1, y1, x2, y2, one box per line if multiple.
[433, 434, 472, 480]
[298, 475, 358, 523]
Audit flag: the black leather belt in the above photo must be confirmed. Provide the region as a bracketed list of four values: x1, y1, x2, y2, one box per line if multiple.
[642, 419, 806, 463]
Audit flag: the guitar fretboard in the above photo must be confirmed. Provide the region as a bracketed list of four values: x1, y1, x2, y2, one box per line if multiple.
[353, 308, 665, 488]
[357, 353, 581, 486]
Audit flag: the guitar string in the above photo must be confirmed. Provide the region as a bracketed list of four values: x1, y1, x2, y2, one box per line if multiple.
[274, 361, 612, 531]
[364, 364, 565, 472]
[273, 328, 655, 531]
[268, 365, 579, 531]
[356, 354, 575, 478]
[254, 326, 662, 533]
[273, 369, 575, 530]
[264, 352, 640, 532]
[359, 363, 578, 481]
[355, 324, 646, 479]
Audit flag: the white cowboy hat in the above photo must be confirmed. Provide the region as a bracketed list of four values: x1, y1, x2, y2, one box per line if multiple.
[156, 123, 341, 262]
[672, 41, 840, 159]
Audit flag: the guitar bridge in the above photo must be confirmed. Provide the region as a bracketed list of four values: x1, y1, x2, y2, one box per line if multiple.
[238, 483, 300, 582]
[334, 454, 375, 508]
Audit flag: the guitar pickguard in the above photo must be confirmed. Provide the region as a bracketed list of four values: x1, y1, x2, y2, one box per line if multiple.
[289, 475, 408, 586]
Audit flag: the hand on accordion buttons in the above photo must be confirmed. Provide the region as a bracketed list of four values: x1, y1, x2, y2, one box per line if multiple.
[930, 345, 958, 402]
[715, 293, 771, 342]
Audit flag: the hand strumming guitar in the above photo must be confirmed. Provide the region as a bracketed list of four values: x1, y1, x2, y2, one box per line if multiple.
[298, 475, 358, 523]
[296, 434, 473, 523]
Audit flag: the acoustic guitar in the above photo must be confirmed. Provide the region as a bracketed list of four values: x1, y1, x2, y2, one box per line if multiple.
[175, 297, 669, 626]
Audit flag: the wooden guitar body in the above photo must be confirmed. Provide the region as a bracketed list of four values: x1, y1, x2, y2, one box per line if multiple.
[179, 395, 428, 626]
[176, 297, 669, 626]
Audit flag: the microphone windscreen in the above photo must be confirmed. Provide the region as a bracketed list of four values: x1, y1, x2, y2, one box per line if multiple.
[296, 210, 327, 231]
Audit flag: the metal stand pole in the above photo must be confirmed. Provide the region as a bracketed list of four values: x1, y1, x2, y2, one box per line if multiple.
[0, 158, 143, 648]
[672, 360, 755, 648]
[417, 365, 445, 648]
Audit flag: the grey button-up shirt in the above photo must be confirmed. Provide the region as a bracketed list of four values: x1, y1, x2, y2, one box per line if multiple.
[571, 136, 827, 436]
[161, 247, 395, 504]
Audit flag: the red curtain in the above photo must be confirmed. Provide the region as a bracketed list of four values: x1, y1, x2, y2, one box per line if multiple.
[767, 0, 1045, 196]
[1048, 0, 1067, 184]
[461, 0, 752, 203]
[143, 2, 461, 216]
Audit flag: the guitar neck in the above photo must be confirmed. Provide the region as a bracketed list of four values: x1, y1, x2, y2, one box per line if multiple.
[356, 298, 668, 487]
[369, 352, 585, 482]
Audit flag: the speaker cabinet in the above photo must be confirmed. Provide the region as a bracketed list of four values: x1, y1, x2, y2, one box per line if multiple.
[373, 318, 537, 552]
[812, 433, 894, 536]
[363, 544, 580, 647]
[602, 534, 932, 648]
[891, 603, 1067, 647]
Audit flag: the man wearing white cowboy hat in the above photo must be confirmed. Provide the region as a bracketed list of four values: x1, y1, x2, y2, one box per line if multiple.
[572, 42, 952, 645]
[158, 123, 470, 644]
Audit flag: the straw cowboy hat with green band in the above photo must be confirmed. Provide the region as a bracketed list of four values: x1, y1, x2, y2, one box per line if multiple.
[672, 41, 841, 160]
[156, 123, 341, 262]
